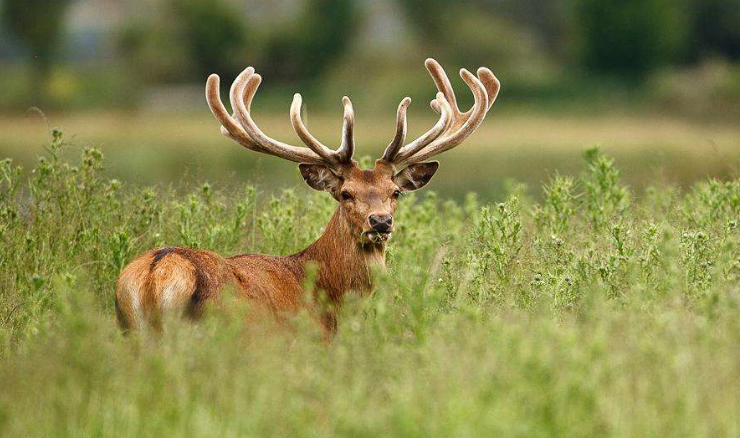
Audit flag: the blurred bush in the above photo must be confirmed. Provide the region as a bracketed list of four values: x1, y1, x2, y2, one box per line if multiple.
[118, 0, 248, 83]
[649, 59, 740, 118]
[398, 0, 567, 69]
[1, 0, 73, 104]
[260, 0, 359, 84]
[570, 0, 687, 78]
[2, 0, 740, 114]
[688, 0, 740, 62]
[118, 0, 357, 86]
[400, 1, 549, 73]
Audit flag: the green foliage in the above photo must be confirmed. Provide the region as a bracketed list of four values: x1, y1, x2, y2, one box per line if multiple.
[4, 0, 740, 113]
[118, 0, 357, 85]
[174, 0, 249, 80]
[1, 0, 72, 101]
[262, 0, 359, 83]
[397, 0, 549, 72]
[396, 0, 447, 43]
[688, 0, 740, 61]
[176, 183, 254, 250]
[571, 0, 688, 77]
[580, 147, 630, 230]
[468, 197, 523, 288]
[119, 0, 248, 83]
[3, 131, 740, 435]
[397, 0, 740, 85]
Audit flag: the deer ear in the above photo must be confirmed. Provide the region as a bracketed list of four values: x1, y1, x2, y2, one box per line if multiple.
[394, 161, 439, 192]
[299, 164, 342, 192]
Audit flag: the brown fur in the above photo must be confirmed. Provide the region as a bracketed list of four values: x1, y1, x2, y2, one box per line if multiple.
[118, 59, 500, 335]
[115, 247, 233, 331]
[115, 161, 413, 336]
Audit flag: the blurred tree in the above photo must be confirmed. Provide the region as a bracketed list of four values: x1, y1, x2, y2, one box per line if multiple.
[119, 0, 247, 83]
[688, 0, 740, 61]
[1, 0, 72, 102]
[396, 0, 549, 74]
[395, 0, 447, 45]
[175, 0, 248, 79]
[477, 0, 569, 61]
[571, 0, 688, 78]
[262, 0, 359, 83]
[120, 0, 357, 86]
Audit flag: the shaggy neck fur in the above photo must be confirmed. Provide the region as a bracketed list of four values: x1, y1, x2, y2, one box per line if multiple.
[294, 207, 385, 301]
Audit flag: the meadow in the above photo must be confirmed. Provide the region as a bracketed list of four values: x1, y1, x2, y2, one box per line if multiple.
[1, 126, 740, 436]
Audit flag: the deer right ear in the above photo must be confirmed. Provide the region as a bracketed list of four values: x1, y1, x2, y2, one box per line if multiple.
[299, 164, 343, 193]
[394, 161, 439, 192]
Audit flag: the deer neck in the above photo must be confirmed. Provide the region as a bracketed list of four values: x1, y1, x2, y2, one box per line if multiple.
[295, 207, 385, 299]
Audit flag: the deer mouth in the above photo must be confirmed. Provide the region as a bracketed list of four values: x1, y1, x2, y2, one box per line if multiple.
[364, 231, 392, 244]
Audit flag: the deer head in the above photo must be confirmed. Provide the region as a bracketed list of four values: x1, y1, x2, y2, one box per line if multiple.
[206, 59, 500, 246]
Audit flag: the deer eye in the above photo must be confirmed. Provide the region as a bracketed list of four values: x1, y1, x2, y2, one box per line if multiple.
[392, 189, 401, 199]
[341, 190, 353, 201]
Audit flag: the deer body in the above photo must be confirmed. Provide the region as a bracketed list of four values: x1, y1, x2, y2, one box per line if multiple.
[115, 59, 500, 333]
[116, 206, 382, 332]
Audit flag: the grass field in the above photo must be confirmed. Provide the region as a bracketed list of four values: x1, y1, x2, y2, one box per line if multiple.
[2, 111, 739, 200]
[1, 129, 740, 436]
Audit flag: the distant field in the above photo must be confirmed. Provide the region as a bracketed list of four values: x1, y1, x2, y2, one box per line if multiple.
[1, 111, 739, 199]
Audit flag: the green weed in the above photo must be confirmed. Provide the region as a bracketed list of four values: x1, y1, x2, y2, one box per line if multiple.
[1, 131, 740, 437]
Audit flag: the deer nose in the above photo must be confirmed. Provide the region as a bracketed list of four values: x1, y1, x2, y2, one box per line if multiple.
[368, 214, 393, 233]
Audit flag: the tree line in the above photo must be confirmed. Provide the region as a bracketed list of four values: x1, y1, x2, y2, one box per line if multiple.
[3, 0, 740, 101]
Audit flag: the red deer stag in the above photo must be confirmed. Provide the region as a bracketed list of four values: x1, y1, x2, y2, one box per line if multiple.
[115, 58, 500, 334]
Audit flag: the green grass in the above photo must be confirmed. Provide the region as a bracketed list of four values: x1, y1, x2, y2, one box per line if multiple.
[2, 130, 740, 436]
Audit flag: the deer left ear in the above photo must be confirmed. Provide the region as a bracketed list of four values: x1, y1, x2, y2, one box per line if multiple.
[394, 161, 439, 192]
[299, 164, 343, 193]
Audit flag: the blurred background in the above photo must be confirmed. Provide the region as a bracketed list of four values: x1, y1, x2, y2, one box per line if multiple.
[1, 0, 739, 200]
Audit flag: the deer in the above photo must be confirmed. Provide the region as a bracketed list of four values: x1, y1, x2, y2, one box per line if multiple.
[115, 58, 500, 336]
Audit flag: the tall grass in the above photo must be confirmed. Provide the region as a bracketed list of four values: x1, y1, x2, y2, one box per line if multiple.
[1, 130, 740, 436]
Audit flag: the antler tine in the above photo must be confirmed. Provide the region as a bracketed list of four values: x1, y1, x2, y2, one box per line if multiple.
[208, 65, 361, 167]
[229, 67, 328, 164]
[403, 68, 489, 164]
[393, 93, 452, 163]
[380, 97, 411, 162]
[241, 72, 262, 113]
[207, 68, 325, 163]
[290, 93, 339, 163]
[223, 69, 262, 139]
[477, 67, 500, 111]
[425, 58, 461, 118]
[337, 96, 356, 163]
[206, 69, 264, 153]
[380, 59, 496, 165]
[383, 59, 498, 165]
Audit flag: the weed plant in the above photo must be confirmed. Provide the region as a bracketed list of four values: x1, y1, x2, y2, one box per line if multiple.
[1, 131, 740, 436]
